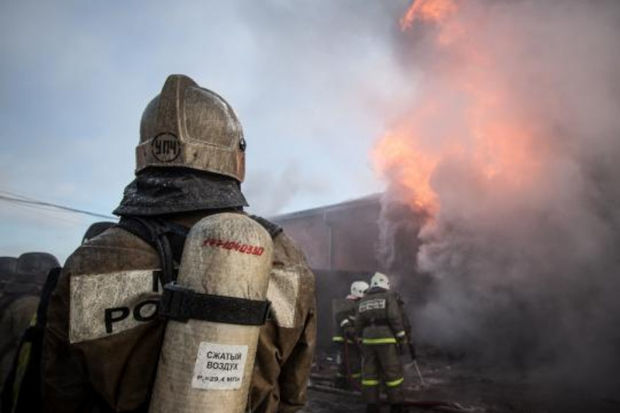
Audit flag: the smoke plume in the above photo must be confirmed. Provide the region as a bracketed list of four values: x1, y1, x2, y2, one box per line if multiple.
[375, 0, 620, 395]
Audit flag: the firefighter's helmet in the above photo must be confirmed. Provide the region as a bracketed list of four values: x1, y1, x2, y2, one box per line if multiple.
[370, 272, 390, 290]
[136, 74, 245, 182]
[350, 281, 369, 299]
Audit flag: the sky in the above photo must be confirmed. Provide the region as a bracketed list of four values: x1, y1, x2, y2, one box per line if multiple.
[0, 0, 414, 263]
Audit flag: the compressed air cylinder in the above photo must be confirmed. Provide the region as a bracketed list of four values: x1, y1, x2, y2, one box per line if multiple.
[149, 213, 273, 413]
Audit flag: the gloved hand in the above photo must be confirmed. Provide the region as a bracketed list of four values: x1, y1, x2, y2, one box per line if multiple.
[344, 326, 356, 342]
[397, 336, 408, 354]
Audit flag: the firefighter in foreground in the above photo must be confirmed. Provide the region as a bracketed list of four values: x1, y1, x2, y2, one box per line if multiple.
[355, 272, 411, 413]
[332, 280, 369, 389]
[42, 74, 316, 413]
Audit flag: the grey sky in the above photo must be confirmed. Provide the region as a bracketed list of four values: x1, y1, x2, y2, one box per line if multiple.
[0, 0, 413, 262]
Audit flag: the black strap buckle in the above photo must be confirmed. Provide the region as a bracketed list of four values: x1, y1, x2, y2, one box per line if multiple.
[160, 282, 194, 321]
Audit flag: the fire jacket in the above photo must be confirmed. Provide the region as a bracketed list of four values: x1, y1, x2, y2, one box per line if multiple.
[42, 215, 316, 413]
[0, 296, 39, 393]
[332, 297, 358, 344]
[354, 287, 407, 345]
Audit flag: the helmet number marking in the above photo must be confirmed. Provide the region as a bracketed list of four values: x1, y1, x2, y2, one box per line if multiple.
[152, 133, 181, 162]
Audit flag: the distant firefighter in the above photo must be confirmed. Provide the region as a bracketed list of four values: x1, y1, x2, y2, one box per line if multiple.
[355, 272, 411, 413]
[332, 280, 369, 389]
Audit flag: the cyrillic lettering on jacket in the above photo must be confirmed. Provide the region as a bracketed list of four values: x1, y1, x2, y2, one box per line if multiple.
[69, 269, 161, 343]
[359, 298, 386, 313]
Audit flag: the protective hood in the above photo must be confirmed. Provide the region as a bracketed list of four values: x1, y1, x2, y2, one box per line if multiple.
[113, 167, 248, 217]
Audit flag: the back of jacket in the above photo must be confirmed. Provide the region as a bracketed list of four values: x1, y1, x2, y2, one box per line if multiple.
[355, 287, 406, 343]
[43, 222, 316, 413]
[43, 227, 163, 412]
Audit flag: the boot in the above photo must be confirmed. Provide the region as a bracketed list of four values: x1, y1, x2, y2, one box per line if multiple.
[365, 404, 380, 413]
[390, 404, 407, 413]
[335, 376, 350, 389]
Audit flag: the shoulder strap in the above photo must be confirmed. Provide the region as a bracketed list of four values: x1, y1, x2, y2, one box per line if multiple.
[250, 215, 283, 239]
[36, 267, 62, 327]
[116, 217, 189, 286]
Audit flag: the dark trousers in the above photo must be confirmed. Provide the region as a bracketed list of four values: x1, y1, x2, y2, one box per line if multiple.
[337, 341, 362, 386]
[361, 343, 404, 404]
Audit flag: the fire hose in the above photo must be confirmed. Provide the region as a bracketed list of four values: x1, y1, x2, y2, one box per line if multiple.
[405, 359, 426, 387]
[307, 384, 474, 412]
[404, 338, 426, 386]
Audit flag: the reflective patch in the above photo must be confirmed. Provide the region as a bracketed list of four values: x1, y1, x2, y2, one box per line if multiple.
[266, 268, 299, 328]
[385, 377, 405, 387]
[362, 337, 397, 344]
[359, 298, 386, 313]
[192, 342, 248, 390]
[69, 269, 160, 343]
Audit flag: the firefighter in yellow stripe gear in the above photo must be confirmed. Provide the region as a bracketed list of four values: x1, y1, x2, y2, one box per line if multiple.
[355, 272, 410, 413]
[331, 281, 368, 389]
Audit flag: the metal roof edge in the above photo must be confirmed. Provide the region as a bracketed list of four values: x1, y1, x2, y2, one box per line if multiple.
[270, 193, 382, 222]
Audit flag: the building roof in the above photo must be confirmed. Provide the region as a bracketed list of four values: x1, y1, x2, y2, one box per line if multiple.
[271, 193, 381, 222]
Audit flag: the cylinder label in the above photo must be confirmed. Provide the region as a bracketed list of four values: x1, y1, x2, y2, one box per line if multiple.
[192, 342, 249, 390]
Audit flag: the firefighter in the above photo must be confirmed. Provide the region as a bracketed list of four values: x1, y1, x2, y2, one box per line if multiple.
[332, 280, 369, 389]
[355, 272, 410, 413]
[0, 253, 59, 392]
[41, 74, 316, 413]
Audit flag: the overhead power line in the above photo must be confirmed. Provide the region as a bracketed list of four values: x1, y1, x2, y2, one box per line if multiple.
[0, 192, 116, 220]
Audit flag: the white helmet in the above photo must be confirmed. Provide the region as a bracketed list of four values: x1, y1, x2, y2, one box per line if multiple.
[350, 281, 369, 299]
[370, 272, 390, 290]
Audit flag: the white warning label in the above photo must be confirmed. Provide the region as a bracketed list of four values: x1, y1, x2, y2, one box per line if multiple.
[192, 342, 248, 390]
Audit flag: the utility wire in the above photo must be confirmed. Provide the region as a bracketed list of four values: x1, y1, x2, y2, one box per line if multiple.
[0, 193, 116, 220]
[3, 200, 86, 226]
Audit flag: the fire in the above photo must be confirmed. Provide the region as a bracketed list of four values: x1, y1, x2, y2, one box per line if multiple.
[374, 0, 543, 214]
[373, 129, 439, 212]
[400, 0, 458, 29]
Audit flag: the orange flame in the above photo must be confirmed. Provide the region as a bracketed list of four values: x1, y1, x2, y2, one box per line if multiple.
[373, 130, 440, 212]
[375, 0, 544, 215]
[400, 0, 459, 30]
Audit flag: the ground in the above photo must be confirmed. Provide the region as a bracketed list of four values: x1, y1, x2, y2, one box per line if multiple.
[302, 347, 620, 413]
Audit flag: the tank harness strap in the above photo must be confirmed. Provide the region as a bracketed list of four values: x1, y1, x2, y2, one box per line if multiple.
[36, 267, 62, 326]
[249, 215, 283, 238]
[160, 282, 272, 326]
[116, 217, 189, 285]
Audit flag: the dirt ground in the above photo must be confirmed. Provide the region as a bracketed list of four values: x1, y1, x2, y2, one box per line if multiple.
[303, 347, 620, 413]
